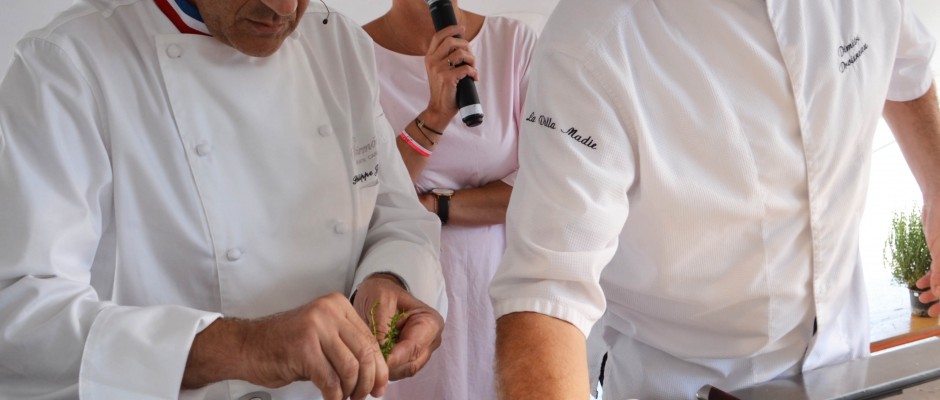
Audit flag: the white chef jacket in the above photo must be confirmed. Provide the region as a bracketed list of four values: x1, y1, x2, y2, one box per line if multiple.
[489, 0, 936, 398]
[0, 1, 446, 399]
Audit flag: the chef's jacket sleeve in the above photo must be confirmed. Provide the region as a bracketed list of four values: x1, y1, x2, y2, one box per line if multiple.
[886, 0, 936, 102]
[489, 46, 636, 338]
[352, 92, 447, 316]
[0, 37, 221, 399]
[500, 26, 538, 189]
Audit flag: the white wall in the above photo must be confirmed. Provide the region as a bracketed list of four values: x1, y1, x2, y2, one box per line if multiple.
[911, 0, 940, 73]
[0, 0, 74, 72]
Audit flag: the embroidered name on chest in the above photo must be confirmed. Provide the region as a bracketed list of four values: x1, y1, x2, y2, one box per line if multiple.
[353, 164, 380, 185]
[526, 112, 598, 150]
[838, 35, 870, 73]
[353, 137, 380, 185]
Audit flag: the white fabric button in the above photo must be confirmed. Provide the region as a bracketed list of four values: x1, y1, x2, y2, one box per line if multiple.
[195, 143, 211, 156]
[225, 248, 243, 261]
[334, 222, 350, 234]
[814, 282, 828, 299]
[166, 44, 183, 59]
[318, 125, 333, 137]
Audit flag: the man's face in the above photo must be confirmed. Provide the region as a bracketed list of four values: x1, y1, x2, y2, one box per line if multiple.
[193, 0, 309, 57]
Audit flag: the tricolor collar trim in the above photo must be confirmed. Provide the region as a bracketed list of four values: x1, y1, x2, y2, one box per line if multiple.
[155, 0, 211, 36]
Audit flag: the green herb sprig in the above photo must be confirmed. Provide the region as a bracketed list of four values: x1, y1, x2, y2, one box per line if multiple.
[369, 301, 407, 360]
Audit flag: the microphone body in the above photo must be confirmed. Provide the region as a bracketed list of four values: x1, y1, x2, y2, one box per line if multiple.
[425, 0, 484, 127]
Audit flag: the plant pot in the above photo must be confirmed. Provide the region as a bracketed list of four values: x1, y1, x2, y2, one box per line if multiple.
[909, 287, 939, 317]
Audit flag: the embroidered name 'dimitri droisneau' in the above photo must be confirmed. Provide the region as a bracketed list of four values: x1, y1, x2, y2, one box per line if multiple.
[838, 35, 869, 73]
[526, 112, 598, 150]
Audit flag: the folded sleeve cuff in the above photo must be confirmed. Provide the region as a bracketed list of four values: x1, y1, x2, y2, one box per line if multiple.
[79, 305, 221, 399]
[491, 297, 599, 339]
[886, 69, 934, 102]
[501, 170, 519, 187]
[353, 241, 447, 319]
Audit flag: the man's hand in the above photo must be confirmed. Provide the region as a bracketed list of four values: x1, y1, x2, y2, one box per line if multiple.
[916, 200, 940, 316]
[183, 293, 388, 400]
[352, 273, 445, 380]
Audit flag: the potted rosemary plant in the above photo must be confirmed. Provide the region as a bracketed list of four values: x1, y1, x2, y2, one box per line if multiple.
[884, 207, 935, 317]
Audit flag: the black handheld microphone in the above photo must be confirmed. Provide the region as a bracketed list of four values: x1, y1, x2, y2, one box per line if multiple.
[425, 0, 484, 127]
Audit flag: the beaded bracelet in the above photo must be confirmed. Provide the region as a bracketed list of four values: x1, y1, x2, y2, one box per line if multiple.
[399, 130, 432, 157]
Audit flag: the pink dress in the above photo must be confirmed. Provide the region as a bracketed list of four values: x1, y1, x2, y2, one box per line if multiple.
[374, 16, 537, 400]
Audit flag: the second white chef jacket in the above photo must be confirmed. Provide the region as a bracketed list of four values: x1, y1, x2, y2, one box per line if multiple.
[490, 0, 936, 398]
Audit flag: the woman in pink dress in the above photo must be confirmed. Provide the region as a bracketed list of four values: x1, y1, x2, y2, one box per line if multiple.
[363, 1, 536, 398]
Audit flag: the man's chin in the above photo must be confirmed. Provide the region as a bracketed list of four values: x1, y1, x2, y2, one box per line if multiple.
[230, 38, 287, 57]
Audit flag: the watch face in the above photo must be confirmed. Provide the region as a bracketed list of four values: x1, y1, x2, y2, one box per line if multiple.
[432, 188, 455, 196]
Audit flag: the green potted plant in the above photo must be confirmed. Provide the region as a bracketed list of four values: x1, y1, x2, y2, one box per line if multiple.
[884, 207, 936, 317]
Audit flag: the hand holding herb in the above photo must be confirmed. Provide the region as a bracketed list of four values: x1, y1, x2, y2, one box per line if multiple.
[352, 273, 444, 380]
[370, 301, 408, 360]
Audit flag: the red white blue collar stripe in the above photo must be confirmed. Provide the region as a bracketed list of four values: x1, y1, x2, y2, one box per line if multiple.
[155, 0, 211, 36]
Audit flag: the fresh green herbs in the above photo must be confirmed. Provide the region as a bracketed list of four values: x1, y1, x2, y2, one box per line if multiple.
[884, 207, 932, 289]
[370, 301, 407, 360]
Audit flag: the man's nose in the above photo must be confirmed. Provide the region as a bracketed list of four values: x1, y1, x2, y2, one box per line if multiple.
[259, 0, 298, 16]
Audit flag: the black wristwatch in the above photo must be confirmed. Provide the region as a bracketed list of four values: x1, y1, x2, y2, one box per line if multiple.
[431, 188, 455, 225]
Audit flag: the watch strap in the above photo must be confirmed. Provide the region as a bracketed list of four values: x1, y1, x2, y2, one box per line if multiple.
[436, 193, 450, 225]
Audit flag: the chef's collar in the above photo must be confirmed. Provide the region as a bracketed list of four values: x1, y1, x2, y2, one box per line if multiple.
[155, 0, 211, 36]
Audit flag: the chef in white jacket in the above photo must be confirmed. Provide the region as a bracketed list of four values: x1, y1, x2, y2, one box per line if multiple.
[490, 0, 940, 399]
[0, 0, 447, 399]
